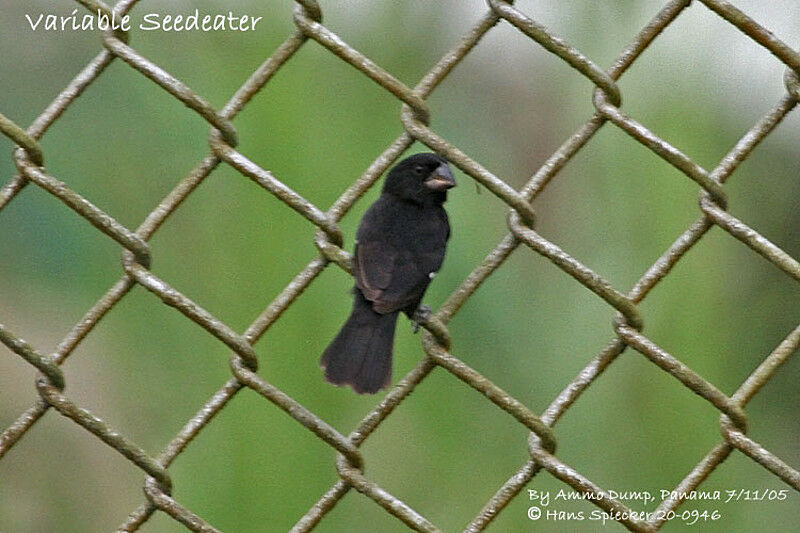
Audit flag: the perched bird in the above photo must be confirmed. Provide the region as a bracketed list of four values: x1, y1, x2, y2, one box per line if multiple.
[321, 153, 456, 394]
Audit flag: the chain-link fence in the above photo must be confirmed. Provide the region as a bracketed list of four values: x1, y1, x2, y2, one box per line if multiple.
[1, 0, 799, 531]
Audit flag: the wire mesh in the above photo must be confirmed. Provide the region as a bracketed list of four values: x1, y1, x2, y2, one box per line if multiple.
[1, 0, 799, 531]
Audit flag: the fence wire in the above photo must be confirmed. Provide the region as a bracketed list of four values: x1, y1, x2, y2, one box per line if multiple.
[1, 0, 799, 531]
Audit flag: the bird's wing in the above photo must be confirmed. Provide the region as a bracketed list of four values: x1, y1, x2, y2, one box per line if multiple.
[354, 198, 449, 314]
[354, 237, 446, 315]
[373, 246, 444, 312]
[354, 240, 397, 301]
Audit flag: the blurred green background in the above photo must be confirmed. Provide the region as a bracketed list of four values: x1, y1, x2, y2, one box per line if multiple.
[1, 1, 799, 531]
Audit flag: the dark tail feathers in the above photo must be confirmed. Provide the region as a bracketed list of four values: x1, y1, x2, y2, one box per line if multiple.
[321, 290, 398, 394]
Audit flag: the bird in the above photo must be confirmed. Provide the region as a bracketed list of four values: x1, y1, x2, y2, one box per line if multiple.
[320, 153, 456, 394]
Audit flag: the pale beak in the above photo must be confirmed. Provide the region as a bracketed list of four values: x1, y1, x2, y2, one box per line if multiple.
[424, 163, 456, 190]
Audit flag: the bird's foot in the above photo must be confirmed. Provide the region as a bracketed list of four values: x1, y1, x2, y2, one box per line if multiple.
[411, 304, 432, 334]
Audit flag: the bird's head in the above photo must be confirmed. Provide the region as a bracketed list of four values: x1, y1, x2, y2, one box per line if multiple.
[382, 153, 456, 205]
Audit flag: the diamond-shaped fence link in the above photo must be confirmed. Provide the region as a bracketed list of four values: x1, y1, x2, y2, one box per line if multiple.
[1, 0, 799, 531]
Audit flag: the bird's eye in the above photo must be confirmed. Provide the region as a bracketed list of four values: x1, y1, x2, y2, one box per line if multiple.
[414, 165, 424, 175]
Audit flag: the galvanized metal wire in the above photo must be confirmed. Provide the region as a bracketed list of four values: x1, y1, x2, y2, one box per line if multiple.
[1, 0, 799, 531]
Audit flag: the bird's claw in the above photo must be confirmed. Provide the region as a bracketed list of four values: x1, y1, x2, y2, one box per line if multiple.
[411, 304, 432, 333]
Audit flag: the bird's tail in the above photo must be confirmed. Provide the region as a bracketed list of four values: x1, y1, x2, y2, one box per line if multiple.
[320, 290, 398, 394]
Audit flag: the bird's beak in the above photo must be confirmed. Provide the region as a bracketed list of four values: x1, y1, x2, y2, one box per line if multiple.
[424, 163, 456, 190]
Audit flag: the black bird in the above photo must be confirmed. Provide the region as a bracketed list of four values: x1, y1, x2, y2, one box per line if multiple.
[321, 153, 456, 394]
